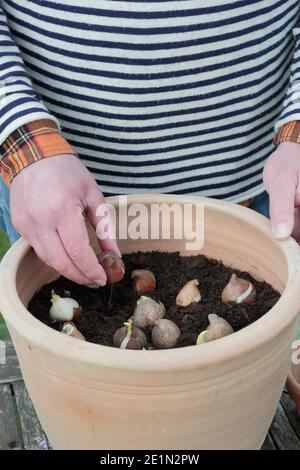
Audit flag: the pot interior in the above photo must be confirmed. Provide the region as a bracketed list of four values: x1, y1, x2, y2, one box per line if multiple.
[15, 199, 288, 311]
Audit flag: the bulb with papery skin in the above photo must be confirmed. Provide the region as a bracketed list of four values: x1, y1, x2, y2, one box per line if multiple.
[152, 319, 181, 349]
[131, 269, 156, 294]
[113, 322, 147, 350]
[221, 274, 256, 304]
[197, 314, 233, 344]
[61, 322, 85, 341]
[97, 251, 125, 284]
[133, 296, 166, 329]
[176, 279, 201, 307]
[49, 291, 82, 322]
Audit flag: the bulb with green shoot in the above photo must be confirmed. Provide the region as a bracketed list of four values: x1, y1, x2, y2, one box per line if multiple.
[49, 290, 82, 322]
[196, 314, 233, 344]
[113, 321, 147, 350]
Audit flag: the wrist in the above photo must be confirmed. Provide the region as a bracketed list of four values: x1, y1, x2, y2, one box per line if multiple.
[0, 119, 76, 185]
[274, 121, 300, 146]
[277, 141, 300, 152]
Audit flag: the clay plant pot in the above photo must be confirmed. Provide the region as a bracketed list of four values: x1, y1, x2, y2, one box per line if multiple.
[1, 195, 300, 450]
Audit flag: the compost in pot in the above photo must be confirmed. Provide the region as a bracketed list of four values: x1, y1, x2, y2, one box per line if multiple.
[28, 251, 280, 350]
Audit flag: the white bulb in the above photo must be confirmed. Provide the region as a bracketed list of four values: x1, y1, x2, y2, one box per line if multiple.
[50, 295, 81, 322]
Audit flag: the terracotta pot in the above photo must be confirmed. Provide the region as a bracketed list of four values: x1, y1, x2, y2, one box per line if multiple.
[1, 195, 300, 450]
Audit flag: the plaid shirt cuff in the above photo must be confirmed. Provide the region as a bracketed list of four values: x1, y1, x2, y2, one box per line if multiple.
[273, 121, 300, 146]
[0, 119, 76, 185]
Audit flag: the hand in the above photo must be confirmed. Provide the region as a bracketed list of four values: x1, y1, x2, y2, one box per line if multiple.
[10, 155, 120, 286]
[263, 141, 300, 243]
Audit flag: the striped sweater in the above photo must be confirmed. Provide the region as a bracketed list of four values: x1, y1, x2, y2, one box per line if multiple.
[0, 0, 300, 201]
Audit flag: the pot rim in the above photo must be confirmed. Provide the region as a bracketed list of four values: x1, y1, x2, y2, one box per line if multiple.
[1, 194, 300, 372]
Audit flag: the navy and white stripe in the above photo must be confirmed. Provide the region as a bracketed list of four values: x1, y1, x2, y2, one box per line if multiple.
[0, 0, 299, 200]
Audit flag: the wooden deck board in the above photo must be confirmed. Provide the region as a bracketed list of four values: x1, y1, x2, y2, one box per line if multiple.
[261, 432, 277, 450]
[0, 384, 22, 450]
[280, 391, 300, 442]
[13, 382, 49, 450]
[0, 341, 22, 384]
[268, 402, 300, 450]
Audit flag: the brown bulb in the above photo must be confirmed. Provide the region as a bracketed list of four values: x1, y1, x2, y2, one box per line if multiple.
[221, 274, 256, 304]
[113, 323, 147, 350]
[205, 314, 233, 342]
[61, 322, 86, 341]
[176, 279, 201, 307]
[97, 251, 125, 284]
[133, 296, 166, 330]
[131, 269, 156, 294]
[152, 319, 181, 349]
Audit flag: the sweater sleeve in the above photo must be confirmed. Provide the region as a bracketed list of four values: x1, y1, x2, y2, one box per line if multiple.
[0, 119, 76, 185]
[275, 14, 300, 131]
[0, 5, 59, 143]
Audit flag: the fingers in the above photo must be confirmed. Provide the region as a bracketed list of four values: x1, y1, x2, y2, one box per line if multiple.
[57, 205, 107, 286]
[267, 182, 295, 240]
[31, 228, 100, 286]
[85, 186, 121, 255]
[292, 207, 300, 243]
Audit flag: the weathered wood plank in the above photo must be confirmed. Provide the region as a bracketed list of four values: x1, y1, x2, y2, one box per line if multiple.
[0, 384, 22, 449]
[261, 432, 277, 450]
[0, 341, 22, 384]
[269, 402, 300, 450]
[280, 392, 300, 441]
[13, 382, 48, 450]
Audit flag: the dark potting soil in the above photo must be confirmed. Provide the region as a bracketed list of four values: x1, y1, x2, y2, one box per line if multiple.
[28, 251, 280, 349]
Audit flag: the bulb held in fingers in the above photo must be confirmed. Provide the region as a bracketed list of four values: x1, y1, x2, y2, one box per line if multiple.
[152, 319, 181, 349]
[97, 251, 125, 284]
[176, 279, 201, 307]
[133, 296, 166, 329]
[49, 291, 82, 322]
[221, 274, 256, 304]
[131, 269, 156, 294]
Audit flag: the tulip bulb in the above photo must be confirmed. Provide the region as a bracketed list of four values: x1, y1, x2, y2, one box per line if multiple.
[152, 319, 181, 349]
[49, 291, 82, 322]
[131, 269, 156, 294]
[221, 274, 256, 304]
[197, 314, 233, 344]
[176, 279, 201, 307]
[61, 322, 85, 341]
[97, 251, 125, 284]
[113, 321, 147, 350]
[133, 296, 166, 329]
[196, 330, 207, 345]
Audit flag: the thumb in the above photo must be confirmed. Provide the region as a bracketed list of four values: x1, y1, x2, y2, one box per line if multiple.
[268, 183, 295, 240]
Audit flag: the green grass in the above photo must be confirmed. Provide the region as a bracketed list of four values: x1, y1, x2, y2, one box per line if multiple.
[0, 230, 9, 259]
[0, 230, 10, 339]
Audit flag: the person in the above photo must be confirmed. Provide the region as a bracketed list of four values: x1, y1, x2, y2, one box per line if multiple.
[1, 1, 300, 287]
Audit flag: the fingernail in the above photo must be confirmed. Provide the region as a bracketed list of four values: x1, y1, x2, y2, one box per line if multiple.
[95, 279, 107, 287]
[272, 223, 290, 240]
